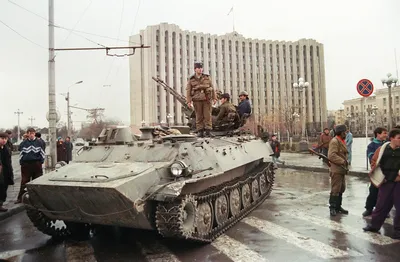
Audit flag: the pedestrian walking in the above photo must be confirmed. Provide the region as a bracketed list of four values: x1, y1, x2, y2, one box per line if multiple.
[362, 127, 388, 217]
[65, 136, 73, 164]
[345, 130, 353, 165]
[318, 128, 332, 163]
[15, 128, 45, 204]
[56, 137, 67, 162]
[363, 128, 400, 239]
[270, 134, 285, 165]
[186, 61, 217, 137]
[327, 124, 349, 216]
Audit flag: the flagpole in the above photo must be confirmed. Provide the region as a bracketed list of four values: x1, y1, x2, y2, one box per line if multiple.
[395, 48, 399, 81]
[232, 6, 235, 32]
[227, 6, 235, 32]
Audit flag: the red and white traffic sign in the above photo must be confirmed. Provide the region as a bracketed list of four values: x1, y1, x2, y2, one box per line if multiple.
[356, 79, 374, 97]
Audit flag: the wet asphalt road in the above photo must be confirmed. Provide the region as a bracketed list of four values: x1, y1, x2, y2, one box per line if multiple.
[0, 169, 399, 262]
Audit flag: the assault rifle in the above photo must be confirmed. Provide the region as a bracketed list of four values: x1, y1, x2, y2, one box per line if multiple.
[308, 148, 349, 172]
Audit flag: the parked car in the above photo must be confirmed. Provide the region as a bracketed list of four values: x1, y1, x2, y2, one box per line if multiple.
[75, 138, 85, 146]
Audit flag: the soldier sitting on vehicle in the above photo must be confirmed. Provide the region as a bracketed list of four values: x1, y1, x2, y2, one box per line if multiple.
[213, 93, 238, 129]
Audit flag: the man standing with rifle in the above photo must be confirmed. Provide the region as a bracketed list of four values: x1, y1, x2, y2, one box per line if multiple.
[327, 124, 350, 216]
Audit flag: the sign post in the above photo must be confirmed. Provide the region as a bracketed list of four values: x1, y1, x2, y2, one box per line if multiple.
[356, 79, 374, 171]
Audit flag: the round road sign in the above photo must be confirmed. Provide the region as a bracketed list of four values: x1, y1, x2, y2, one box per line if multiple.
[356, 79, 374, 97]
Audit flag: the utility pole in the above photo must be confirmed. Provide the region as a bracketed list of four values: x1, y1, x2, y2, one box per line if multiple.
[48, 0, 57, 168]
[14, 109, 23, 142]
[64, 80, 83, 137]
[28, 116, 35, 127]
[67, 91, 71, 137]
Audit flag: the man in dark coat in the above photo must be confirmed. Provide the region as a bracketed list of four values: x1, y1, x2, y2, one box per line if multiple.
[56, 137, 67, 162]
[4, 130, 14, 185]
[35, 132, 46, 151]
[65, 136, 73, 164]
[0, 132, 13, 212]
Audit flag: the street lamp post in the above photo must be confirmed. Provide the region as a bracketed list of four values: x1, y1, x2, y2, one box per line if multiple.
[381, 73, 398, 130]
[293, 78, 310, 140]
[63, 80, 83, 137]
[14, 109, 23, 143]
[292, 112, 300, 136]
[365, 105, 378, 136]
[167, 113, 173, 127]
[28, 116, 35, 127]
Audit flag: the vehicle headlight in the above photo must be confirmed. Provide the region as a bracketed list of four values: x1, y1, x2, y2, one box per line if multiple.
[170, 161, 188, 177]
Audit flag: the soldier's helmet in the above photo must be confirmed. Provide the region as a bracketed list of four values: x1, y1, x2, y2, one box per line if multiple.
[239, 91, 248, 97]
[194, 61, 203, 69]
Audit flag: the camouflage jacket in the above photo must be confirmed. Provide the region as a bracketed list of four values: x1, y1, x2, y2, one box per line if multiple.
[186, 74, 216, 102]
[216, 102, 236, 121]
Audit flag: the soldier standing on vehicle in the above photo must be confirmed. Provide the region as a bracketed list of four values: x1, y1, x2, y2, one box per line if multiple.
[327, 124, 349, 216]
[186, 61, 217, 137]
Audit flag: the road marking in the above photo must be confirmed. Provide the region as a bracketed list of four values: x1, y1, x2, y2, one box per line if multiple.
[137, 240, 181, 262]
[0, 249, 25, 262]
[350, 207, 394, 225]
[211, 234, 268, 262]
[242, 216, 362, 259]
[281, 210, 399, 245]
[65, 241, 97, 262]
[276, 190, 331, 203]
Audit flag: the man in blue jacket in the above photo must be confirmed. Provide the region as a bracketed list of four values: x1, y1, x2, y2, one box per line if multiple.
[362, 127, 388, 217]
[237, 91, 251, 118]
[15, 128, 45, 204]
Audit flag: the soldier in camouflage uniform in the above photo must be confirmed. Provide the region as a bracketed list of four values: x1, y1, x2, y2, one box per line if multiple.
[186, 62, 216, 137]
[214, 93, 237, 126]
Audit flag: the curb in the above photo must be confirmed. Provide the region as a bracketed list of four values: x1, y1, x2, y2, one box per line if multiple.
[0, 205, 26, 222]
[278, 164, 369, 178]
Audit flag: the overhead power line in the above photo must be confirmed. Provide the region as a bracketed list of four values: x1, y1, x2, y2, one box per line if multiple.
[0, 19, 46, 49]
[8, 0, 141, 46]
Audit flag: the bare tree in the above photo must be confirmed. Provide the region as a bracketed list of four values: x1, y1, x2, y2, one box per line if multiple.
[77, 118, 121, 140]
[373, 109, 385, 128]
[279, 105, 300, 136]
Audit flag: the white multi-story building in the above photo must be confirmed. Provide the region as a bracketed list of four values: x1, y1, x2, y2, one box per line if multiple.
[342, 85, 400, 134]
[129, 23, 328, 131]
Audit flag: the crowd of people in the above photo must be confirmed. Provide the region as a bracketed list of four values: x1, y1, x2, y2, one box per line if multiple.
[0, 128, 45, 211]
[0, 128, 74, 212]
[324, 124, 400, 239]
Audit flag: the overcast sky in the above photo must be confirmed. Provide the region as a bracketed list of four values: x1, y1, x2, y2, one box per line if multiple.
[1, 0, 399, 129]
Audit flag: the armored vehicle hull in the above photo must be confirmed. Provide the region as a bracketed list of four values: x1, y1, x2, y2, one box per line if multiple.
[23, 127, 275, 243]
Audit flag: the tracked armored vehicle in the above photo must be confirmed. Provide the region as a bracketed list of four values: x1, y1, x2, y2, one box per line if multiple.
[23, 125, 275, 243]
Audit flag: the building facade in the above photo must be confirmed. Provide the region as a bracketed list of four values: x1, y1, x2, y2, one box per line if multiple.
[327, 109, 345, 127]
[342, 85, 400, 135]
[129, 23, 328, 132]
